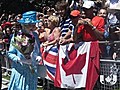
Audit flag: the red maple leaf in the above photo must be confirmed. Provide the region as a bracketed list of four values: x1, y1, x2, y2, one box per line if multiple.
[62, 49, 87, 76]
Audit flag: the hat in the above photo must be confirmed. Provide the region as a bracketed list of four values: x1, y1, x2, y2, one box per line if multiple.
[18, 11, 40, 24]
[109, 3, 120, 10]
[82, 1, 95, 9]
[70, 10, 80, 17]
[1, 22, 12, 29]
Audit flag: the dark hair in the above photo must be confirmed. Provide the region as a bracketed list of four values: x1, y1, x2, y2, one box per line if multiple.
[55, 1, 68, 10]
[115, 11, 120, 20]
[56, 0, 70, 20]
[70, 15, 80, 19]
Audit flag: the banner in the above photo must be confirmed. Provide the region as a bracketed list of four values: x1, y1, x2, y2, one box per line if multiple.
[54, 41, 100, 90]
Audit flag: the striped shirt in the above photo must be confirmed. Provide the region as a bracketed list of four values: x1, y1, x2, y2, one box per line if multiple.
[60, 18, 74, 37]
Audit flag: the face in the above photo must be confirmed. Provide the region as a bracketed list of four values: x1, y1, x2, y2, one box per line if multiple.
[23, 24, 36, 32]
[57, 9, 66, 17]
[72, 16, 80, 25]
[6, 27, 11, 34]
[81, 11, 86, 19]
[98, 9, 107, 19]
[47, 19, 52, 28]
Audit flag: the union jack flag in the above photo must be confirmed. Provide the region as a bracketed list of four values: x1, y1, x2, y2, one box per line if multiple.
[41, 45, 58, 81]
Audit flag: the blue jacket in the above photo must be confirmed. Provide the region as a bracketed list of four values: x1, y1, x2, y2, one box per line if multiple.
[7, 31, 41, 90]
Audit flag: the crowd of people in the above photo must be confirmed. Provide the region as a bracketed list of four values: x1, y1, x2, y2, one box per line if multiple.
[0, 0, 120, 90]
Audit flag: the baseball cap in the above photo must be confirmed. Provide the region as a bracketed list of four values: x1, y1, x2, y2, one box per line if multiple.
[82, 1, 95, 9]
[70, 10, 80, 17]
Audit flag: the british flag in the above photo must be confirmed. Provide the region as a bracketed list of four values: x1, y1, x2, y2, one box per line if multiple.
[41, 45, 58, 81]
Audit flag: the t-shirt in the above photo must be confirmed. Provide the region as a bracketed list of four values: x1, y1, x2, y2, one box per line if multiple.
[77, 16, 105, 41]
[60, 18, 74, 37]
[105, 0, 120, 9]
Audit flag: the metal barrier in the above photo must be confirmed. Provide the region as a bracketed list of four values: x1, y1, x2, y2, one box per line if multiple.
[95, 59, 120, 90]
[1, 41, 120, 90]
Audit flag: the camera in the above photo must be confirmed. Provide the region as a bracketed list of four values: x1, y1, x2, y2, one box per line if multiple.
[83, 21, 88, 25]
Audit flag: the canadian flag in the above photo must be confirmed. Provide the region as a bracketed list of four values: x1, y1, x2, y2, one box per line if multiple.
[54, 41, 100, 90]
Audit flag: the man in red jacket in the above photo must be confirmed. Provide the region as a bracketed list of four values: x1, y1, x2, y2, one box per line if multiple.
[73, 1, 105, 90]
[74, 1, 105, 42]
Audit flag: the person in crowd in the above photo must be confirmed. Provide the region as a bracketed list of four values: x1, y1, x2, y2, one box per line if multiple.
[112, 27, 120, 60]
[73, 1, 105, 89]
[59, 10, 81, 44]
[97, 8, 111, 58]
[0, 31, 4, 89]
[74, 1, 105, 42]
[2, 22, 13, 51]
[12, 22, 22, 34]
[98, 8, 109, 38]
[80, 10, 86, 19]
[41, 15, 60, 47]
[43, 15, 49, 28]
[105, 0, 120, 28]
[105, 0, 120, 10]
[47, 8, 56, 16]
[104, 2, 120, 58]
[0, 13, 8, 24]
[14, 14, 22, 21]
[55, 0, 74, 45]
[69, 0, 80, 10]
[1, 22, 13, 75]
[7, 13, 16, 22]
[39, 15, 60, 89]
[36, 12, 44, 21]
[111, 9, 120, 60]
[7, 11, 42, 90]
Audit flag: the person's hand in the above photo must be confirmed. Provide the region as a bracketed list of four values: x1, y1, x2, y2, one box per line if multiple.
[59, 38, 67, 45]
[85, 21, 93, 27]
[17, 57, 23, 65]
[59, 37, 63, 44]
[113, 52, 117, 60]
[83, 18, 93, 27]
[42, 42, 48, 47]
[36, 56, 42, 62]
[115, 27, 120, 33]
[1, 13, 5, 17]
[77, 20, 86, 25]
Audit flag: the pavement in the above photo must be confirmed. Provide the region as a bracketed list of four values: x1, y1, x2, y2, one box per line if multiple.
[1, 78, 9, 90]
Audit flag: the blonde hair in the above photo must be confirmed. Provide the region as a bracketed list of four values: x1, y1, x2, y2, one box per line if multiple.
[48, 15, 59, 27]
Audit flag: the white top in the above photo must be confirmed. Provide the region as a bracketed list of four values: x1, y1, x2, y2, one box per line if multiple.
[105, 0, 120, 9]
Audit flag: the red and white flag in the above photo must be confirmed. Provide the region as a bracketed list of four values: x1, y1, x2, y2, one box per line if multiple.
[54, 41, 100, 90]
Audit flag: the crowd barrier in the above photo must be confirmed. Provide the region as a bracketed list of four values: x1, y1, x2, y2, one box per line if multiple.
[2, 59, 120, 90]
[95, 59, 120, 90]
[1, 41, 120, 90]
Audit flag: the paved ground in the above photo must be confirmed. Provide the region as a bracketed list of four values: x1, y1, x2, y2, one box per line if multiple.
[1, 78, 9, 90]
[1, 84, 8, 90]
